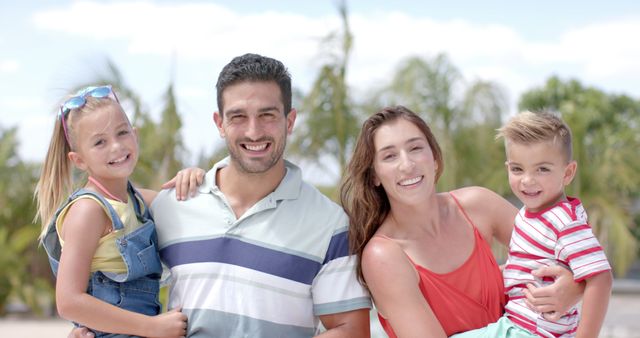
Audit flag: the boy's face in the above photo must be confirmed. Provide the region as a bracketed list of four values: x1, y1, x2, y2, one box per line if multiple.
[505, 140, 576, 213]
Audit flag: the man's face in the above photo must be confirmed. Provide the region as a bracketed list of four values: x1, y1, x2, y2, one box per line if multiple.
[214, 81, 296, 174]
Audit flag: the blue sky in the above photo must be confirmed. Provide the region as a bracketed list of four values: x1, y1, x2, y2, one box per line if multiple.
[2, 0, 640, 183]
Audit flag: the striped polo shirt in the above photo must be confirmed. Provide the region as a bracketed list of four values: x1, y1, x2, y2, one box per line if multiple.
[503, 197, 611, 337]
[151, 158, 371, 337]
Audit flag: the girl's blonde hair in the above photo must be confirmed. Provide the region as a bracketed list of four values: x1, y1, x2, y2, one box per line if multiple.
[35, 96, 122, 241]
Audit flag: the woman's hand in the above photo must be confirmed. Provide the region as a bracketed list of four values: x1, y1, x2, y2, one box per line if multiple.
[524, 265, 585, 320]
[162, 167, 206, 201]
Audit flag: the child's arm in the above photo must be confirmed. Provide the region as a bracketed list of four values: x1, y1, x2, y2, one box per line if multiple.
[136, 167, 205, 206]
[575, 271, 613, 338]
[160, 167, 206, 201]
[56, 199, 187, 338]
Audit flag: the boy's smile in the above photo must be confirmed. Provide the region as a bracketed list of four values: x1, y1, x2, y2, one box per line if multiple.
[505, 140, 576, 213]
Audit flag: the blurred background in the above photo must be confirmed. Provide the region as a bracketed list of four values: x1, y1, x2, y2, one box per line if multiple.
[1, 0, 640, 337]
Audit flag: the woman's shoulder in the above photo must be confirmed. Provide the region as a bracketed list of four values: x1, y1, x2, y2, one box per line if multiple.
[362, 235, 413, 273]
[363, 235, 403, 260]
[449, 186, 507, 210]
[362, 235, 420, 292]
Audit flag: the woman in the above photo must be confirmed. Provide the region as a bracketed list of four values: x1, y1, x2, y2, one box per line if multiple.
[340, 106, 582, 337]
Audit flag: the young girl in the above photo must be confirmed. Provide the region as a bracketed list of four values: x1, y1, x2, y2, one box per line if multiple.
[36, 85, 200, 338]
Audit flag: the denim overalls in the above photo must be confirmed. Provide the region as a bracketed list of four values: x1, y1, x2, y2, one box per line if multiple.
[43, 182, 162, 338]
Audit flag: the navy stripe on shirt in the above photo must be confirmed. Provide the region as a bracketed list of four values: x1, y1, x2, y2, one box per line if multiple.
[160, 236, 323, 285]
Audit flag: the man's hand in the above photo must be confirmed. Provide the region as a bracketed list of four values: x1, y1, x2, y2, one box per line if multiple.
[524, 265, 584, 321]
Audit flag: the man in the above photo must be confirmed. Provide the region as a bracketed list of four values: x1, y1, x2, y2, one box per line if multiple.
[71, 53, 371, 337]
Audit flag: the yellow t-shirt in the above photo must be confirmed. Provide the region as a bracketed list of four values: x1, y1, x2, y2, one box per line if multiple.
[55, 195, 144, 273]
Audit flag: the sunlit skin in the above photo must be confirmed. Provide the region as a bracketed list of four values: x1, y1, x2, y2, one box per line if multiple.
[372, 118, 438, 207]
[504, 140, 612, 338]
[210, 80, 370, 337]
[59, 102, 197, 337]
[358, 119, 585, 337]
[214, 81, 295, 177]
[505, 140, 576, 213]
[68, 104, 139, 203]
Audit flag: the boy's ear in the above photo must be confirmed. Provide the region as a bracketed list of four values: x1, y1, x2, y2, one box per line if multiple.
[68, 151, 87, 171]
[563, 160, 578, 186]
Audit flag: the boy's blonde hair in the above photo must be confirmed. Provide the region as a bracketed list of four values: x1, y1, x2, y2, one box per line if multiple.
[497, 110, 573, 162]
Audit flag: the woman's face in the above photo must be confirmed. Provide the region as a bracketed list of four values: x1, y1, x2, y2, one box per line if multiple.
[372, 118, 437, 206]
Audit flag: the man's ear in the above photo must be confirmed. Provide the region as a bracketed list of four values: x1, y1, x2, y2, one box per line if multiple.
[563, 160, 578, 186]
[213, 111, 225, 138]
[68, 151, 87, 171]
[286, 108, 297, 135]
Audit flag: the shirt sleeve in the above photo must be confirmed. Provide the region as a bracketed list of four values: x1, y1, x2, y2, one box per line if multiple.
[311, 228, 371, 316]
[555, 220, 611, 282]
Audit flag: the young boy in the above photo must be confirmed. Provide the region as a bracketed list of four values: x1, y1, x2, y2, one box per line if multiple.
[454, 111, 613, 338]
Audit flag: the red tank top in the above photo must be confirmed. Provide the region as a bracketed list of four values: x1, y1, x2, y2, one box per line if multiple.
[378, 193, 506, 337]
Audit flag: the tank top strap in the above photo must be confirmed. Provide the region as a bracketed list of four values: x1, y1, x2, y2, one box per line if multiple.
[373, 234, 421, 278]
[449, 191, 479, 231]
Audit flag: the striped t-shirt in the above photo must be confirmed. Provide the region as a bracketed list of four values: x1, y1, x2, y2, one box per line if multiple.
[151, 158, 371, 337]
[503, 197, 611, 337]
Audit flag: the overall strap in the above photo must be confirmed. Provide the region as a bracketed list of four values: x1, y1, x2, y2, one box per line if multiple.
[127, 182, 152, 222]
[71, 188, 125, 231]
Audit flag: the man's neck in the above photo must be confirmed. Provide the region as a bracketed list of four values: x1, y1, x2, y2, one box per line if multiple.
[216, 160, 287, 218]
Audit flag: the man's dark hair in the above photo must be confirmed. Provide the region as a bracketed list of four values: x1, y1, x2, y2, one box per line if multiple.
[216, 53, 292, 116]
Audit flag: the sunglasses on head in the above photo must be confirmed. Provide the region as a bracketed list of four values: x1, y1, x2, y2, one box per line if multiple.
[59, 85, 120, 144]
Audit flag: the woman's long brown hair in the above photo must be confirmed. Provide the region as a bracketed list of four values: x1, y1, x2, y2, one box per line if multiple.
[340, 105, 443, 287]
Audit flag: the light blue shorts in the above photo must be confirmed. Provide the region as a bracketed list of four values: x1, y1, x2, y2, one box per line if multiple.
[450, 316, 537, 338]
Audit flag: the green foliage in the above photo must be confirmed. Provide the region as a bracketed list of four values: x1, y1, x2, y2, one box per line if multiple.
[73, 60, 186, 189]
[133, 84, 185, 189]
[289, 1, 361, 181]
[519, 76, 640, 276]
[367, 54, 509, 192]
[2, 60, 191, 316]
[0, 127, 53, 315]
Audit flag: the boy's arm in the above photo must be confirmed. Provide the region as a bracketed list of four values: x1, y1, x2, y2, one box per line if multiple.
[575, 271, 613, 338]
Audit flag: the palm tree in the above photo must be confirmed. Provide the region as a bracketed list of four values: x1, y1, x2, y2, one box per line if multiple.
[73, 58, 186, 189]
[519, 76, 640, 276]
[369, 54, 509, 192]
[289, 1, 361, 188]
[133, 83, 186, 189]
[0, 126, 52, 315]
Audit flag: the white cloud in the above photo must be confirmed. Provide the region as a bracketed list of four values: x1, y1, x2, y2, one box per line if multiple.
[177, 86, 209, 100]
[0, 60, 19, 73]
[32, 2, 328, 63]
[25, 2, 640, 169]
[32, 2, 640, 96]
